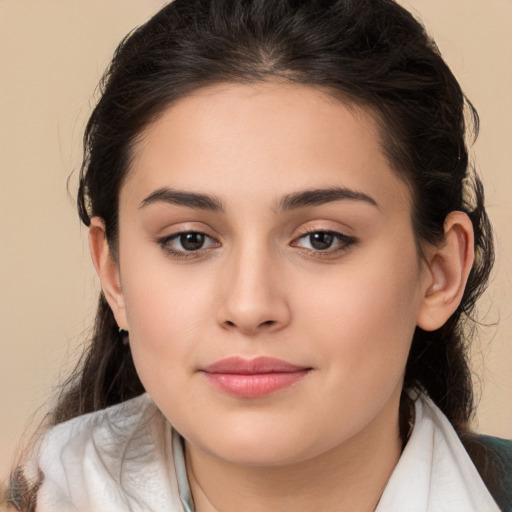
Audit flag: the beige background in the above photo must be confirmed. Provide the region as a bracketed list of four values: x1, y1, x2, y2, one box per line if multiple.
[0, 0, 511, 481]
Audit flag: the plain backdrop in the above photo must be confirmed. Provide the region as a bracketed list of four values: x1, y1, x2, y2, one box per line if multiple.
[1, 0, 511, 481]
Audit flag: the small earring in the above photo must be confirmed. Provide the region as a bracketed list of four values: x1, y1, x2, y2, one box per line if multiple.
[118, 327, 129, 345]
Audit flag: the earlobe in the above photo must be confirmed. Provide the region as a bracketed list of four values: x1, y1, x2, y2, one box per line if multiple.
[89, 217, 128, 330]
[417, 211, 475, 331]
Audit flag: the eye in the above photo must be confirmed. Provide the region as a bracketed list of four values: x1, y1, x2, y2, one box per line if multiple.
[292, 230, 356, 253]
[158, 231, 219, 257]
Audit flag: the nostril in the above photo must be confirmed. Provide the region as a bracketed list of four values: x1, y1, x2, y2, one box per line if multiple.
[223, 319, 276, 329]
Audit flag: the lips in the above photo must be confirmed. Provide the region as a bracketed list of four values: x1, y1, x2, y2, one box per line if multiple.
[200, 356, 311, 398]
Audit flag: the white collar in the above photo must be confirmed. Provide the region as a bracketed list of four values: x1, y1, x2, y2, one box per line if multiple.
[30, 392, 499, 511]
[376, 392, 499, 511]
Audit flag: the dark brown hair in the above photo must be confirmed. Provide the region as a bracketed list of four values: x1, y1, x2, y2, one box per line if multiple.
[76, 0, 493, 430]
[8, 0, 497, 509]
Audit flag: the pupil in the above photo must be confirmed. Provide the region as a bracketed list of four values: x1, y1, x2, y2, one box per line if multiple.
[310, 232, 334, 250]
[181, 233, 204, 251]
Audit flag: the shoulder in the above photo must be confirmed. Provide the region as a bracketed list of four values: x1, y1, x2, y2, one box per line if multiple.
[415, 393, 511, 511]
[34, 393, 160, 471]
[474, 433, 512, 458]
[379, 392, 502, 511]
[463, 433, 512, 512]
[33, 393, 160, 486]
[28, 394, 184, 512]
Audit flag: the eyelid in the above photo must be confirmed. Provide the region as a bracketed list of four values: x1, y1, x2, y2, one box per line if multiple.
[155, 222, 357, 260]
[294, 229, 355, 245]
[290, 226, 358, 256]
[157, 229, 221, 259]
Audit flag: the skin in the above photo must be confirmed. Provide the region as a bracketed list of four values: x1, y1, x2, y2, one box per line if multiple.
[90, 82, 474, 511]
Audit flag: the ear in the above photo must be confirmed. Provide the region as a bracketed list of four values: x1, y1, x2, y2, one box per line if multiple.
[417, 211, 475, 331]
[89, 217, 128, 330]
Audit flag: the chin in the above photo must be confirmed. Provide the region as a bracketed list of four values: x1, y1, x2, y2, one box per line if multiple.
[186, 419, 333, 467]
[205, 440, 313, 467]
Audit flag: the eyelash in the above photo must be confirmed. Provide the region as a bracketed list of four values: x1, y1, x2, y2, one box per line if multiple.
[158, 231, 220, 260]
[157, 229, 357, 260]
[291, 229, 357, 256]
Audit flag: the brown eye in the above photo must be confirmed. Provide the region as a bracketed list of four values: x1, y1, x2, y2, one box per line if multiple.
[293, 230, 357, 253]
[180, 232, 206, 251]
[309, 232, 335, 250]
[159, 231, 218, 257]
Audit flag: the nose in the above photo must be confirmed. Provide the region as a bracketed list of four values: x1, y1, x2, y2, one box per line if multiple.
[216, 245, 291, 335]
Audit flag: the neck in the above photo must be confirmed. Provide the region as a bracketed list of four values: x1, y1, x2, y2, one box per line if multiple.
[185, 394, 403, 512]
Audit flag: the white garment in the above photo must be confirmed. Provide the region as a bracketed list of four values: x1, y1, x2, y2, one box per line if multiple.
[376, 394, 500, 511]
[28, 392, 499, 512]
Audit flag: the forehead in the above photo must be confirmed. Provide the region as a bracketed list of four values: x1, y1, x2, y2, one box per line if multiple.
[124, 82, 411, 214]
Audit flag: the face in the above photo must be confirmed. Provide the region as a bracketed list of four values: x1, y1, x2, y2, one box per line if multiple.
[105, 83, 433, 466]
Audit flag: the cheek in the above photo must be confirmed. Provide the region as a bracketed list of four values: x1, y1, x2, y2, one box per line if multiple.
[121, 235, 214, 327]
[119, 256, 217, 390]
[296, 249, 422, 388]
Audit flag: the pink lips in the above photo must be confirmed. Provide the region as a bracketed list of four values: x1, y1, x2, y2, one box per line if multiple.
[201, 356, 311, 398]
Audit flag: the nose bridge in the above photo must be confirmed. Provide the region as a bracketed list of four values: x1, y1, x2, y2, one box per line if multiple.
[217, 236, 289, 333]
[230, 241, 273, 301]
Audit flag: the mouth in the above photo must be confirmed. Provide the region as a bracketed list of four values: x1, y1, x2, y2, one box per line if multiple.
[200, 356, 312, 398]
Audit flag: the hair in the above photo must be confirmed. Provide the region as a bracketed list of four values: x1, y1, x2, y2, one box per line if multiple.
[8, 0, 499, 509]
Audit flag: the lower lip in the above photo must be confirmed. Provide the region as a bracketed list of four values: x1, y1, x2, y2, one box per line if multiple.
[202, 370, 310, 398]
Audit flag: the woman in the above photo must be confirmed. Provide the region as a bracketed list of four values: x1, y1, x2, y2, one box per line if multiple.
[5, 0, 512, 510]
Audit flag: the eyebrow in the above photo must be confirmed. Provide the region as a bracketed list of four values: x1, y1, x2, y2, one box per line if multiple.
[140, 188, 224, 212]
[275, 187, 379, 212]
[139, 186, 378, 213]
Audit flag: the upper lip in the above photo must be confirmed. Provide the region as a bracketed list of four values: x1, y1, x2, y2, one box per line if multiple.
[201, 356, 310, 375]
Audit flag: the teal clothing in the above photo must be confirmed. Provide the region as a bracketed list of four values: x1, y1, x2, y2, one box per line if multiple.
[470, 435, 512, 512]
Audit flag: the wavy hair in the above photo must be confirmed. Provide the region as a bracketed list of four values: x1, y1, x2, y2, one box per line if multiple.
[8, 0, 496, 509]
